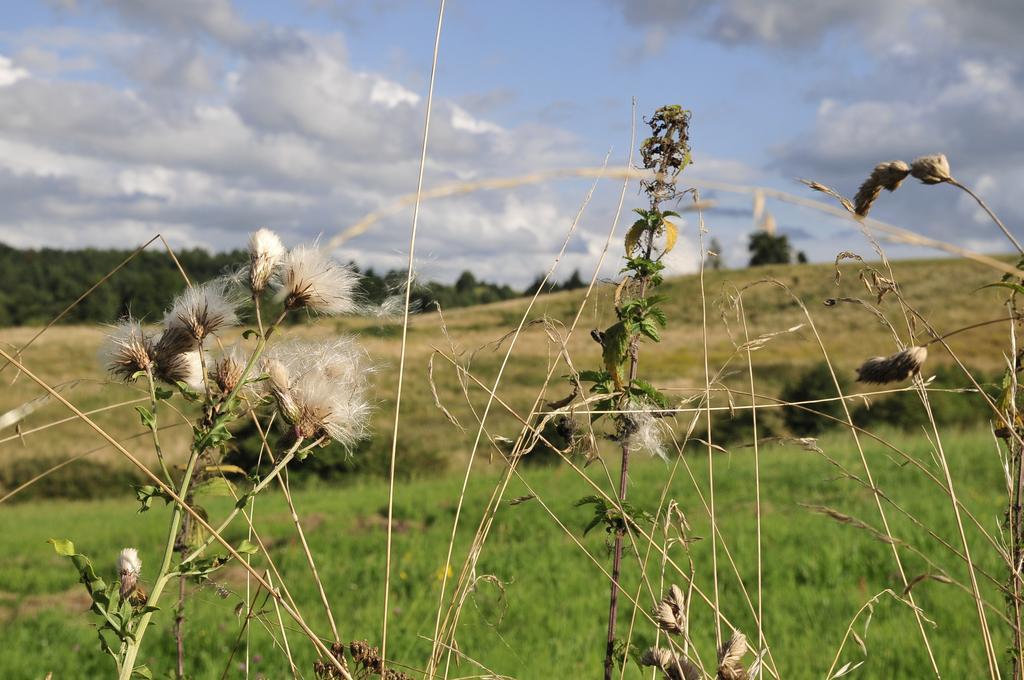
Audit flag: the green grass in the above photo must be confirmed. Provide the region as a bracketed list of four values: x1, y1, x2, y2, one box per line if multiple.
[0, 426, 1010, 678]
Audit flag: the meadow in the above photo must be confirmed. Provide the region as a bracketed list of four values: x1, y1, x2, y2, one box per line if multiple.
[0, 254, 1016, 678]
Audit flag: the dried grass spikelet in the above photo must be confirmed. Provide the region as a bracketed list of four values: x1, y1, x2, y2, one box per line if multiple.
[653, 584, 687, 636]
[717, 629, 749, 680]
[640, 647, 700, 680]
[348, 640, 414, 680]
[163, 279, 243, 341]
[116, 547, 141, 600]
[277, 245, 359, 315]
[855, 345, 928, 384]
[910, 153, 951, 184]
[263, 338, 371, 446]
[853, 160, 910, 216]
[101, 318, 155, 381]
[247, 228, 286, 295]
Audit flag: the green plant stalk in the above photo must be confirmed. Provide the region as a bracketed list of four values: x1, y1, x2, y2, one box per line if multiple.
[180, 438, 307, 565]
[118, 445, 203, 680]
[144, 370, 174, 487]
[603, 233, 656, 680]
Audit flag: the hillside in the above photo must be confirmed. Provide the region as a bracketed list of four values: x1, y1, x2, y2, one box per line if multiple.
[0, 255, 1012, 490]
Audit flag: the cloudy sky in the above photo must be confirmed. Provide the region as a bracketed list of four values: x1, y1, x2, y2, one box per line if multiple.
[0, 1, 1020, 285]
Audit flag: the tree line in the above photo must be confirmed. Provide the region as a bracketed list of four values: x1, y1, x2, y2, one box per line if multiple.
[0, 243, 588, 326]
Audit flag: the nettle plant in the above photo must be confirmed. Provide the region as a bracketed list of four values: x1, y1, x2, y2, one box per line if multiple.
[570, 105, 693, 679]
[50, 229, 372, 680]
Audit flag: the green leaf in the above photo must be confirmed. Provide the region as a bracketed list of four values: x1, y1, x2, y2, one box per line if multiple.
[153, 386, 174, 401]
[191, 477, 238, 498]
[203, 464, 248, 476]
[131, 665, 153, 679]
[134, 484, 171, 513]
[242, 328, 258, 340]
[236, 539, 260, 556]
[134, 405, 156, 430]
[980, 281, 1024, 296]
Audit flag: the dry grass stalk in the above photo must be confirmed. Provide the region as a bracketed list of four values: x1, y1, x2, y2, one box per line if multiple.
[855, 346, 928, 384]
[799, 179, 856, 214]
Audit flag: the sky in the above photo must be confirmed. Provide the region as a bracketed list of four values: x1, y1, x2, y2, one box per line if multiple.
[0, 0, 1021, 286]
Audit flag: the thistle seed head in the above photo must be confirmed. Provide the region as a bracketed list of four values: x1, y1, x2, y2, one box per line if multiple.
[248, 228, 286, 295]
[653, 584, 687, 636]
[154, 349, 205, 391]
[853, 160, 911, 216]
[213, 345, 248, 394]
[263, 338, 371, 446]
[856, 345, 928, 384]
[276, 246, 359, 316]
[163, 279, 243, 341]
[117, 547, 141, 600]
[910, 153, 952, 185]
[101, 318, 155, 381]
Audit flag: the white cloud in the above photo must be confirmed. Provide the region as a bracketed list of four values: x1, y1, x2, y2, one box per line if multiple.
[0, 56, 28, 87]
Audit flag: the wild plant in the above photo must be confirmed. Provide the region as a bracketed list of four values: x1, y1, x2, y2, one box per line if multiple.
[47, 229, 373, 680]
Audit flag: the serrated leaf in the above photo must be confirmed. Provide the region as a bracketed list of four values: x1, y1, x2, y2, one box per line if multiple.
[661, 220, 678, 255]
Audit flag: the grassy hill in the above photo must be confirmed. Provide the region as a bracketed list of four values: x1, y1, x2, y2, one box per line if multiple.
[0, 255, 1010, 484]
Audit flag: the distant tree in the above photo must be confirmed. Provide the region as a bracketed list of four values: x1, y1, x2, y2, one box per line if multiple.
[747, 232, 793, 266]
[455, 270, 477, 294]
[796, 251, 809, 264]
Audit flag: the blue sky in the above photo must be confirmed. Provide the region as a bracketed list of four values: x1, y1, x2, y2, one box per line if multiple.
[0, 1, 1020, 285]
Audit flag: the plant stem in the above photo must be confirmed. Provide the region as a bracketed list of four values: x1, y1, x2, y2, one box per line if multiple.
[118, 447, 203, 680]
[949, 178, 1024, 256]
[175, 569, 186, 679]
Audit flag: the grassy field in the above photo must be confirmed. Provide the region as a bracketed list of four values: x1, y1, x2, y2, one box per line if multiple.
[0, 255, 1012, 478]
[0, 255, 1017, 678]
[0, 427, 1008, 678]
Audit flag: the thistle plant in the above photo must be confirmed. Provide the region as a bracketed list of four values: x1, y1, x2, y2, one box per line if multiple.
[575, 104, 690, 679]
[50, 229, 372, 680]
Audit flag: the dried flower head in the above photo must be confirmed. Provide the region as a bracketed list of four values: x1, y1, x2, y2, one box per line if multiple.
[653, 584, 687, 636]
[213, 345, 248, 394]
[910, 154, 952, 185]
[717, 630, 749, 680]
[248, 228, 286, 295]
[101, 318, 155, 381]
[277, 245, 359, 315]
[117, 547, 141, 600]
[263, 338, 371, 446]
[640, 647, 700, 680]
[853, 160, 911, 216]
[163, 279, 243, 341]
[856, 345, 928, 384]
[154, 349, 205, 391]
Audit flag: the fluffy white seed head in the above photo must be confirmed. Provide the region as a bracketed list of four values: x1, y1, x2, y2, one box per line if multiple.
[154, 350, 205, 391]
[264, 338, 371, 446]
[622, 400, 669, 461]
[117, 547, 141, 576]
[276, 246, 359, 316]
[248, 228, 286, 295]
[101, 318, 155, 381]
[163, 279, 243, 341]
